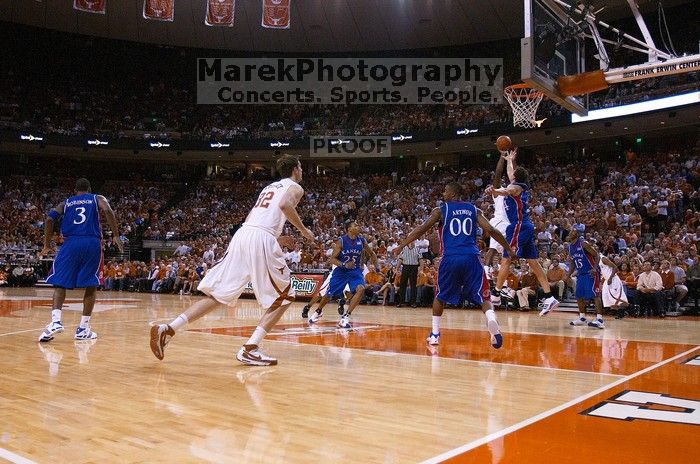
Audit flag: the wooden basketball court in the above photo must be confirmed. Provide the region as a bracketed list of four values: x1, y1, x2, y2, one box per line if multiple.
[1, 288, 698, 463]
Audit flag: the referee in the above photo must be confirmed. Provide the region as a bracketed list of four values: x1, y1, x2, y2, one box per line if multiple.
[396, 241, 420, 308]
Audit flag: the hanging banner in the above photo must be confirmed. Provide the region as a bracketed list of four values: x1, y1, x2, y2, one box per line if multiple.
[262, 0, 290, 29]
[206, 0, 235, 27]
[143, 0, 174, 22]
[73, 0, 106, 14]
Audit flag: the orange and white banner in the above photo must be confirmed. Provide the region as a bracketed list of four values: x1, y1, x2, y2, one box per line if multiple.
[206, 0, 235, 27]
[143, 0, 174, 22]
[73, 0, 106, 14]
[262, 0, 290, 29]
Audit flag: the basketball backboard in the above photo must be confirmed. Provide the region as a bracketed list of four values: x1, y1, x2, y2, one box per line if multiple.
[522, 0, 589, 115]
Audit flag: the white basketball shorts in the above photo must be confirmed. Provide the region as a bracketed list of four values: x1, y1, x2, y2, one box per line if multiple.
[198, 225, 295, 309]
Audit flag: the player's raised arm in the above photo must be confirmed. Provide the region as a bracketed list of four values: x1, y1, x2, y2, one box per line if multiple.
[502, 148, 517, 183]
[280, 183, 314, 241]
[96, 195, 123, 252]
[493, 154, 507, 189]
[42, 201, 65, 256]
[477, 211, 514, 257]
[394, 207, 442, 256]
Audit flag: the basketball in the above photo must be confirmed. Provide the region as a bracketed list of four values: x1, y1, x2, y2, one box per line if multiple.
[496, 135, 512, 151]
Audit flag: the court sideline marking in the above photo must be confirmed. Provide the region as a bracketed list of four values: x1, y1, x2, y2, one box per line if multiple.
[419, 344, 700, 464]
[0, 447, 37, 464]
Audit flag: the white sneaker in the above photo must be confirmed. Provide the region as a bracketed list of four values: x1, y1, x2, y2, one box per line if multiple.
[38, 321, 64, 342]
[308, 310, 323, 324]
[588, 318, 605, 329]
[337, 315, 352, 329]
[538, 296, 560, 316]
[487, 319, 503, 349]
[570, 317, 587, 326]
[74, 326, 97, 340]
[150, 324, 175, 360]
[490, 294, 502, 305]
[426, 332, 440, 345]
[236, 344, 278, 366]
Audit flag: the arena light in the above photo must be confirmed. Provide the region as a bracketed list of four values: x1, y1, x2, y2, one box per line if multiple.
[209, 142, 231, 148]
[571, 90, 700, 123]
[270, 141, 290, 147]
[20, 134, 44, 142]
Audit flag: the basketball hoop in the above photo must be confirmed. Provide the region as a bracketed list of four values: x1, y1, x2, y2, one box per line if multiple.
[504, 83, 544, 129]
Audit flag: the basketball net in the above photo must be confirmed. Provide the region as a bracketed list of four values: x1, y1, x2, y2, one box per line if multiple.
[504, 84, 544, 129]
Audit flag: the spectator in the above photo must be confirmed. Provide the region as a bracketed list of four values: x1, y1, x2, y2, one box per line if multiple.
[637, 261, 665, 317]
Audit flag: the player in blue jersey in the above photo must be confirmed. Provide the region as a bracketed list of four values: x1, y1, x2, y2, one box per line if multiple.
[38, 178, 122, 342]
[486, 151, 559, 316]
[310, 221, 377, 329]
[566, 224, 605, 329]
[394, 182, 514, 348]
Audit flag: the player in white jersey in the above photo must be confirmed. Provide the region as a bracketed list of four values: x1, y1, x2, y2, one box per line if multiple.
[599, 253, 629, 314]
[150, 155, 315, 366]
[483, 153, 510, 295]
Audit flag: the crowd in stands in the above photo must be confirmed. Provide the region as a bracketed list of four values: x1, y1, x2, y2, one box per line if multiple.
[4, 144, 699, 317]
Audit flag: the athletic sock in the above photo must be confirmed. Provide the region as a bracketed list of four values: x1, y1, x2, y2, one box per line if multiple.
[432, 316, 441, 334]
[79, 316, 91, 328]
[169, 314, 189, 331]
[51, 309, 62, 323]
[543, 291, 553, 299]
[579, 313, 586, 319]
[485, 309, 498, 334]
[596, 313, 603, 321]
[246, 326, 267, 347]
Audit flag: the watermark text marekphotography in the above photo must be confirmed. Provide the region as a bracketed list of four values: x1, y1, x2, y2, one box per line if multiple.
[197, 58, 502, 105]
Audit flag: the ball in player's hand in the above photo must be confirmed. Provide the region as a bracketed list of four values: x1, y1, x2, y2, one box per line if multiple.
[496, 135, 512, 152]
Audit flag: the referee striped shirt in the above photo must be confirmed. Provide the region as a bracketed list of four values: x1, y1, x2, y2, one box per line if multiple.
[398, 246, 421, 266]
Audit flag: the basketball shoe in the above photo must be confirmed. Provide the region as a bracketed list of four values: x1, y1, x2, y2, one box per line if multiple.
[301, 304, 311, 319]
[337, 298, 346, 315]
[426, 332, 440, 345]
[587, 318, 605, 329]
[38, 321, 64, 342]
[150, 324, 175, 360]
[487, 320, 503, 349]
[236, 344, 278, 366]
[570, 317, 587, 326]
[308, 309, 323, 324]
[337, 314, 352, 329]
[538, 296, 560, 316]
[74, 325, 97, 340]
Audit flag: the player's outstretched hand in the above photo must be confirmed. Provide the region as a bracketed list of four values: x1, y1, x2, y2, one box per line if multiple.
[113, 236, 124, 253]
[484, 185, 495, 196]
[300, 227, 315, 241]
[392, 246, 403, 258]
[500, 148, 517, 161]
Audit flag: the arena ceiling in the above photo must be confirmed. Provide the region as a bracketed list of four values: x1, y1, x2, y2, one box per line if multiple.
[0, 0, 692, 52]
